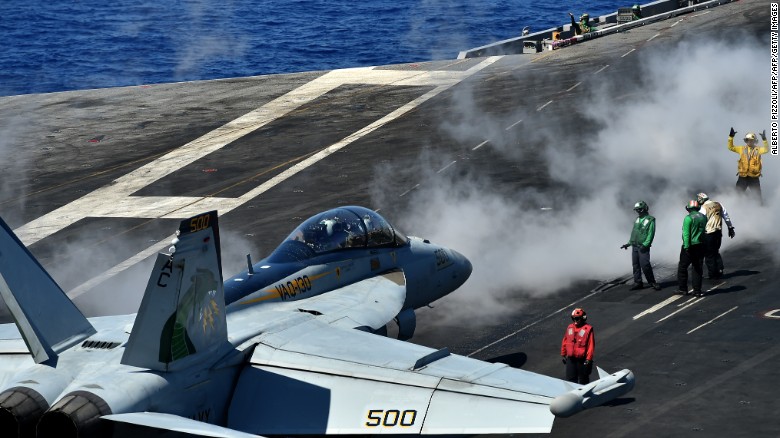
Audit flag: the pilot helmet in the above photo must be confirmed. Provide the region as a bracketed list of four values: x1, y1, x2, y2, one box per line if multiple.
[320, 219, 336, 236]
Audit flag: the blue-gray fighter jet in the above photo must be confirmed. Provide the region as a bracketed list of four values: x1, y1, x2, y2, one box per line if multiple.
[0, 208, 634, 438]
[223, 206, 472, 340]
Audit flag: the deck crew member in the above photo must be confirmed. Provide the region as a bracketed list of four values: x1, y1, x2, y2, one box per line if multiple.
[696, 192, 735, 279]
[568, 12, 595, 35]
[621, 200, 661, 290]
[561, 308, 595, 384]
[632, 4, 643, 20]
[728, 127, 769, 204]
[677, 200, 707, 296]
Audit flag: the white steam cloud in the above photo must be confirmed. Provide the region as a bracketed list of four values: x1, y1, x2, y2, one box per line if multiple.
[379, 37, 776, 324]
[173, 1, 250, 81]
[68, 227, 263, 317]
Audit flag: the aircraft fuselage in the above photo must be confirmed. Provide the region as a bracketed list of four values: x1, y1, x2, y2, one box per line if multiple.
[225, 235, 472, 312]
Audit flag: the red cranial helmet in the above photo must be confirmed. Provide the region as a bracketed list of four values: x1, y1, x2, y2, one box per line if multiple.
[571, 308, 587, 321]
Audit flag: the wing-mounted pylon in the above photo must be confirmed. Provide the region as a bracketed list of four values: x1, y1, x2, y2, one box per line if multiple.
[0, 217, 95, 364]
[122, 211, 228, 371]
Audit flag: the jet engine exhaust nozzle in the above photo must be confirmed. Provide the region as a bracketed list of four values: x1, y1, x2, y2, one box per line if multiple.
[0, 386, 49, 438]
[37, 391, 111, 438]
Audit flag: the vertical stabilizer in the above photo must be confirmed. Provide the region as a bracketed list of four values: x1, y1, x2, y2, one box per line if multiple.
[0, 217, 96, 364]
[122, 211, 227, 371]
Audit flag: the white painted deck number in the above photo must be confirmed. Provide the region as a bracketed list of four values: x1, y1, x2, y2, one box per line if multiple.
[365, 409, 417, 427]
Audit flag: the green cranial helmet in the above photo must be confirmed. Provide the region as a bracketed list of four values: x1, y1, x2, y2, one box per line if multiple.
[581, 13, 590, 21]
[633, 200, 648, 214]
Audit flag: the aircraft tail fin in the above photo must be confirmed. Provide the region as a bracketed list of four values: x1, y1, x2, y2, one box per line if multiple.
[0, 217, 96, 363]
[122, 211, 227, 371]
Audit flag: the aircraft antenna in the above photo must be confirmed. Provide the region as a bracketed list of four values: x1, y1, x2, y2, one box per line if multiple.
[246, 254, 254, 276]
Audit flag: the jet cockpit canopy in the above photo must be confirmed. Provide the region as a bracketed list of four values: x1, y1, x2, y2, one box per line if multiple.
[268, 206, 408, 262]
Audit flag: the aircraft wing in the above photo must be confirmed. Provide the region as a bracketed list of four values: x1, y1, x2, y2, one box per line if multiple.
[227, 317, 634, 435]
[272, 270, 406, 331]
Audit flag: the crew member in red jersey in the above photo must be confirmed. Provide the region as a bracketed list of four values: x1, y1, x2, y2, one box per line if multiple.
[561, 308, 595, 384]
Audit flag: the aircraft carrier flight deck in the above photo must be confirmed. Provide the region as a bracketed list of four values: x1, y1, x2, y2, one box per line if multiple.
[0, 0, 776, 436]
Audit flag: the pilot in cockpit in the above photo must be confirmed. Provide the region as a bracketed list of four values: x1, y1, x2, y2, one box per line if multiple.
[317, 218, 347, 250]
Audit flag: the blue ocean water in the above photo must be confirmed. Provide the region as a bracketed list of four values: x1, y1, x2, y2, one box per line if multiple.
[0, 0, 630, 96]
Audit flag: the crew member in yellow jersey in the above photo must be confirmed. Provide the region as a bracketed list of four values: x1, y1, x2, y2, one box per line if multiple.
[728, 127, 769, 204]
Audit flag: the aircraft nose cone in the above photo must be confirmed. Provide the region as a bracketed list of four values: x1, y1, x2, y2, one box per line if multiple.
[451, 250, 472, 285]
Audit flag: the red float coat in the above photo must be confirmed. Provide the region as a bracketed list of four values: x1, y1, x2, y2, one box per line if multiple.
[561, 323, 595, 361]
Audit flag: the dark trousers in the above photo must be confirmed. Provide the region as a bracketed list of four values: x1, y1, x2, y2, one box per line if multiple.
[703, 230, 723, 278]
[565, 357, 591, 384]
[678, 244, 704, 292]
[736, 176, 763, 204]
[631, 245, 656, 284]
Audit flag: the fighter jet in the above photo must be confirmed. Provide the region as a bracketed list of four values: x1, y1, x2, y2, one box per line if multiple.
[0, 208, 634, 438]
[223, 206, 473, 340]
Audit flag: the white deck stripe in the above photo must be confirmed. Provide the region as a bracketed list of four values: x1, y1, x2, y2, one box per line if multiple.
[621, 48, 636, 58]
[594, 65, 609, 74]
[51, 57, 503, 297]
[657, 297, 704, 323]
[675, 282, 723, 307]
[16, 56, 502, 247]
[436, 161, 457, 174]
[709, 281, 726, 290]
[505, 119, 523, 130]
[176, 84, 465, 216]
[536, 100, 553, 111]
[647, 33, 660, 42]
[687, 306, 738, 334]
[677, 296, 698, 307]
[473, 140, 489, 150]
[566, 82, 582, 92]
[398, 184, 420, 198]
[633, 295, 682, 320]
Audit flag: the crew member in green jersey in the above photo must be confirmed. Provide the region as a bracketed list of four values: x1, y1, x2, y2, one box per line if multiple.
[677, 200, 707, 296]
[568, 12, 595, 35]
[621, 200, 661, 291]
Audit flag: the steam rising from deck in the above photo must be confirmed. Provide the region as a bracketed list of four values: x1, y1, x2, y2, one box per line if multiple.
[378, 37, 775, 323]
